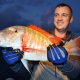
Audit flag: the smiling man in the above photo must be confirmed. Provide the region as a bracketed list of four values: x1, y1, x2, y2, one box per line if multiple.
[53, 4, 73, 37]
[47, 3, 80, 80]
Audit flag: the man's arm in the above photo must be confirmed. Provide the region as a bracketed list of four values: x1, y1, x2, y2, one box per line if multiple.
[57, 60, 80, 80]
[47, 45, 80, 80]
[0, 47, 31, 79]
[0, 47, 27, 72]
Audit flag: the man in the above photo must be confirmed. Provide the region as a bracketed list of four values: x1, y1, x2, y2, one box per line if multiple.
[47, 3, 80, 80]
[30, 3, 80, 80]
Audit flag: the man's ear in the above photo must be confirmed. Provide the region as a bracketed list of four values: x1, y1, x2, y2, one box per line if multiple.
[70, 16, 73, 23]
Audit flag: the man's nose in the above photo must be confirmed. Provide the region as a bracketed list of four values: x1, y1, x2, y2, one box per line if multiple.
[58, 16, 63, 21]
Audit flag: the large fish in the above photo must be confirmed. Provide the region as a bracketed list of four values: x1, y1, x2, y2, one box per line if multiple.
[0, 25, 80, 67]
[0, 25, 61, 61]
[0, 25, 80, 61]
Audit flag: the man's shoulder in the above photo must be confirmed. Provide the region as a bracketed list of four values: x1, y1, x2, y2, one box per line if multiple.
[73, 33, 80, 38]
[67, 31, 80, 39]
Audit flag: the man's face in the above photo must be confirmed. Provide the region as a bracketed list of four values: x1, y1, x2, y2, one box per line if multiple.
[53, 6, 73, 32]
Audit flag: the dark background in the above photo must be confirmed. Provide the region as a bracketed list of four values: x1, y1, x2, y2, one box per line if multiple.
[0, 0, 80, 34]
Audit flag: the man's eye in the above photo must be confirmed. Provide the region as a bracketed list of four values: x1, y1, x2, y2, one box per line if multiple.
[62, 14, 67, 17]
[54, 14, 58, 17]
[62, 14, 69, 17]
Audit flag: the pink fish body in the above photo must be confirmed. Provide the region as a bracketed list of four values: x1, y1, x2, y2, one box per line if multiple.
[0, 25, 80, 61]
[0, 25, 61, 61]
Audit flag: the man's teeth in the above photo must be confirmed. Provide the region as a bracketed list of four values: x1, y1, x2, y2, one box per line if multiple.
[57, 22, 63, 25]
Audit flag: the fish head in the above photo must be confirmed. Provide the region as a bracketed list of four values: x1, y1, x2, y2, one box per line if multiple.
[0, 26, 25, 49]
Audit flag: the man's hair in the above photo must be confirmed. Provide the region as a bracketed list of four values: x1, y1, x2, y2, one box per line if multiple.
[54, 3, 73, 16]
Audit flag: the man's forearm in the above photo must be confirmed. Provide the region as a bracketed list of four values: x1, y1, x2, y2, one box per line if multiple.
[57, 61, 80, 79]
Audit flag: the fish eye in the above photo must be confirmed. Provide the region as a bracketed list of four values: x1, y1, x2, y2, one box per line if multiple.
[15, 30, 18, 33]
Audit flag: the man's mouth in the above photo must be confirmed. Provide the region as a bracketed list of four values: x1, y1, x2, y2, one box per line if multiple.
[57, 22, 64, 26]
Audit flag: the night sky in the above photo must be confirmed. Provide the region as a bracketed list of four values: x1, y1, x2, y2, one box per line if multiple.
[0, 0, 80, 35]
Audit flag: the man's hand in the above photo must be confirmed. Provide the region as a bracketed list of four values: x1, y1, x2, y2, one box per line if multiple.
[47, 45, 68, 65]
[1, 47, 22, 65]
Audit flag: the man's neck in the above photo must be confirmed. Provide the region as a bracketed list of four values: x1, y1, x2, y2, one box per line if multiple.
[54, 29, 67, 38]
